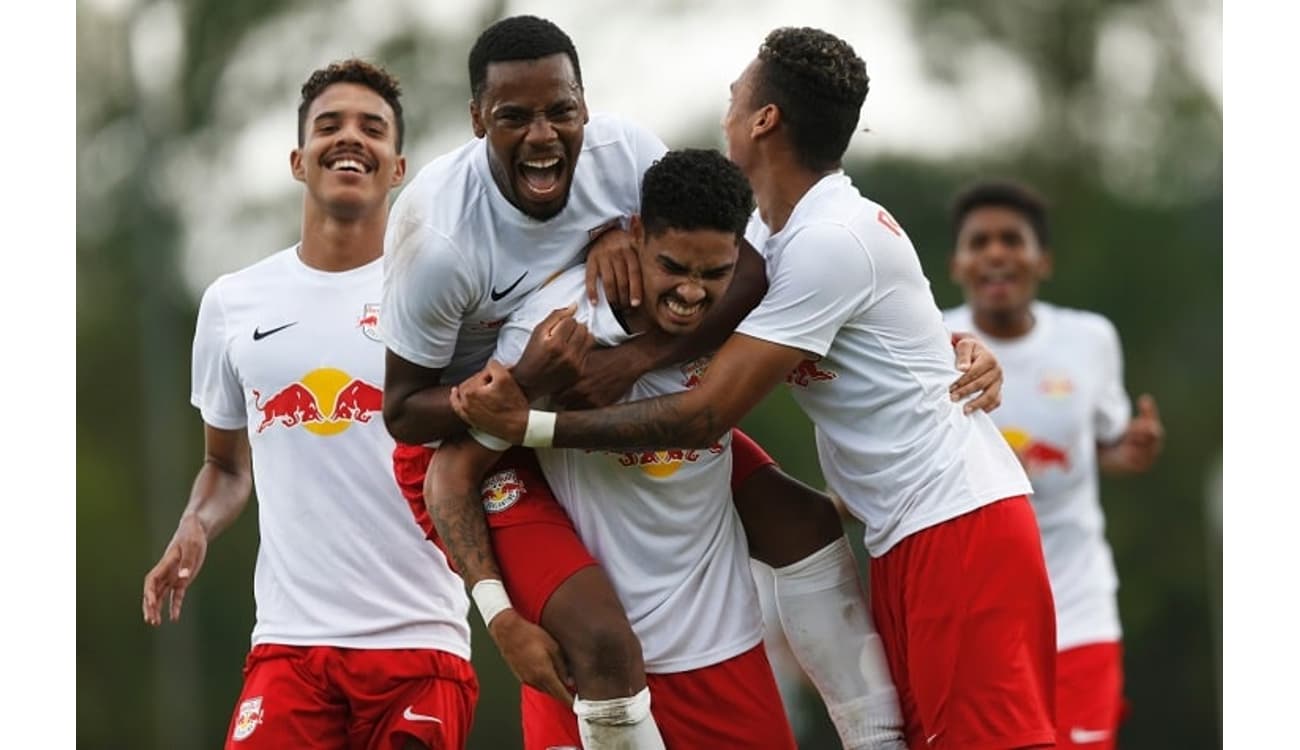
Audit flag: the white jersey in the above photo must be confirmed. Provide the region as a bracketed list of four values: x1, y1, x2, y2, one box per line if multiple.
[381, 112, 668, 386]
[736, 173, 1032, 557]
[494, 268, 763, 673]
[190, 247, 471, 656]
[943, 302, 1130, 649]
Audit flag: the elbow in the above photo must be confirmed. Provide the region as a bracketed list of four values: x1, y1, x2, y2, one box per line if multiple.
[382, 396, 419, 445]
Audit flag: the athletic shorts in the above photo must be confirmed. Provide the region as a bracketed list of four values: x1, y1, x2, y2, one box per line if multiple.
[1056, 641, 1125, 749]
[224, 644, 478, 750]
[392, 430, 775, 623]
[519, 642, 797, 750]
[869, 495, 1057, 750]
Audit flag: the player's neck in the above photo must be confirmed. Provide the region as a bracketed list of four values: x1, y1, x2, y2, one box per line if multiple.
[752, 157, 831, 235]
[298, 203, 385, 272]
[973, 306, 1036, 340]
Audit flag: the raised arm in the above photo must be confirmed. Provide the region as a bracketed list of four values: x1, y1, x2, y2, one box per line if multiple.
[142, 425, 253, 625]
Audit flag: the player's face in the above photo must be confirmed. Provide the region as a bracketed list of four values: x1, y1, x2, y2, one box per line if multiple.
[635, 222, 739, 336]
[722, 59, 761, 174]
[950, 206, 1051, 316]
[291, 83, 405, 220]
[471, 54, 588, 221]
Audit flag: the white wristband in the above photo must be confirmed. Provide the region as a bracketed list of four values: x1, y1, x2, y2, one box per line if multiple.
[471, 579, 513, 627]
[468, 427, 512, 452]
[522, 409, 557, 448]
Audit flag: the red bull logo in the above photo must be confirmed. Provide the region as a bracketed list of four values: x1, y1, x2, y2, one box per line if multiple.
[253, 367, 382, 436]
[232, 696, 263, 741]
[679, 356, 712, 389]
[786, 358, 838, 388]
[481, 468, 524, 513]
[1001, 428, 1071, 474]
[358, 303, 381, 342]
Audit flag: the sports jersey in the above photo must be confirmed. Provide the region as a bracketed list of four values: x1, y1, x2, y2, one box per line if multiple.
[943, 301, 1130, 649]
[191, 246, 470, 655]
[380, 112, 668, 387]
[735, 172, 1032, 557]
[493, 267, 763, 672]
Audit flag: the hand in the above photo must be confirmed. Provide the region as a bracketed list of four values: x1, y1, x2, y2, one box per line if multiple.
[552, 346, 648, 409]
[1102, 394, 1165, 474]
[949, 333, 1003, 414]
[452, 360, 531, 443]
[584, 225, 642, 309]
[142, 515, 208, 626]
[488, 609, 574, 705]
[512, 305, 594, 400]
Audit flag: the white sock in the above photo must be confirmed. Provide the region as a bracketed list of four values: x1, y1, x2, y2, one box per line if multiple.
[772, 536, 906, 750]
[572, 686, 666, 750]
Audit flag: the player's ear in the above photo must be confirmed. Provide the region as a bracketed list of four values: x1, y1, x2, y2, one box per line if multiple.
[470, 99, 486, 138]
[752, 103, 780, 139]
[290, 148, 306, 183]
[1037, 248, 1054, 281]
[391, 155, 407, 187]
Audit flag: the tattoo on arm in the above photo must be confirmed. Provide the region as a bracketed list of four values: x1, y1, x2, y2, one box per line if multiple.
[427, 486, 501, 585]
[556, 392, 724, 449]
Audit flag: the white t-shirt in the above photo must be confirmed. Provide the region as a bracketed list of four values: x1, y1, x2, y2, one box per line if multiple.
[493, 268, 763, 673]
[736, 173, 1032, 557]
[943, 301, 1130, 650]
[381, 112, 668, 386]
[191, 247, 471, 656]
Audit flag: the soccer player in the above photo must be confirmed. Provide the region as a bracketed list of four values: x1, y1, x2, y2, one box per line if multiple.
[140, 60, 477, 750]
[451, 27, 1058, 750]
[943, 180, 1164, 750]
[433, 147, 807, 748]
[383, 15, 996, 750]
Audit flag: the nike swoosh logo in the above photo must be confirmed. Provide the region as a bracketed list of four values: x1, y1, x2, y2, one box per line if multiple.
[403, 706, 443, 723]
[1070, 728, 1112, 744]
[490, 272, 528, 302]
[252, 322, 298, 341]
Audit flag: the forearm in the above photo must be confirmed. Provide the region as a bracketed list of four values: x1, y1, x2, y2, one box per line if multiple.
[384, 383, 467, 445]
[425, 440, 506, 586]
[554, 389, 728, 450]
[644, 239, 768, 369]
[182, 460, 253, 541]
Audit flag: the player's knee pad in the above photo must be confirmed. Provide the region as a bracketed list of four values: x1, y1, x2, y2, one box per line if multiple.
[572, 686, 652, 726]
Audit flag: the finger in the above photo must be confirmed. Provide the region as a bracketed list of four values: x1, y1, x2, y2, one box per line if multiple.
[486, 359, 512, 380]
[548, 316, 577, 343]
[606, 255, 627, 310]
[1138, 394, 1160, 421]
[538, 661, 572, 705]
[450, 386, 470, 422]
[954, 339, 975, 372]
[585, 261, 601, 304]
[965, 382, 1002, 414]
[951, 369, 997, 401]
[170, 581, 189, 622]
[624, 248, 642, 308]
[143, 577, 166, 625]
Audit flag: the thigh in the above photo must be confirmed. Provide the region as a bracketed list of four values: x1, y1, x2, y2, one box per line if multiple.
[1056, 642, 1124, 750]
[732, 463, 845, 568]
[647, 644, 798, 750]
[520, 684, 582, 750]
[888, 497, 1057, 750]
[224, 645, 347, 750]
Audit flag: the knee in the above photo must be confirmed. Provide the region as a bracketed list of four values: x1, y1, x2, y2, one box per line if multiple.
[562, 616, 644, 695]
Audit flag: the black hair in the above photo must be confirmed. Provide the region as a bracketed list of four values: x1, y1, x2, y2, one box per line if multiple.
[950, 180, 1051, 248]
[468, 15, 583, 101]
[752, 27, 869, 172]
[298, 58, 404, 152]
[640, 149, 754, 240]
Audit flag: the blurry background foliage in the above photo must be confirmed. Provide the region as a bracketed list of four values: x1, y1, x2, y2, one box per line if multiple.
[78, 0, 1220, 747]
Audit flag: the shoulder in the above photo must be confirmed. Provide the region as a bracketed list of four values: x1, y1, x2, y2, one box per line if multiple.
[390, 139, 487, 237]
[1043, 302, 1120, 343]
[206, 246, 298, 298]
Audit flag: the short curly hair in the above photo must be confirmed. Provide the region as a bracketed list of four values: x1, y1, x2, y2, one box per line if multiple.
[752, 27, 869, 172]
[298, 58, 404, 152]
[950, 180, 1051, 248]
[640, 149, 754, 240]
[468, 16, 583, 101]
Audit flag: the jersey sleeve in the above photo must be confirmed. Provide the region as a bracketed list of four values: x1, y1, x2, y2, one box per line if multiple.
[1092, 316, 1132, 444]
[190, 280, 247, 430]
[380, 216, 478, 369]
[735, 223, 873, 358]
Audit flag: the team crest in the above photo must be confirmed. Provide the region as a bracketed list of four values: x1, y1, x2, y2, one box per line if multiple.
[680, 356, 712, 389]
[232, 696, 264, 741]
[786, 358, 838, 387]
[1038, 370, 1075, 398]
[358, 304, 381, 342]
[481, 469, 525, 513]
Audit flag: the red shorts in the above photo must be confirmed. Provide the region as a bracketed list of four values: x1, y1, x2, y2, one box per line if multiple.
[224, 644, 478, 750]
[869, 495, 1057, 750]
[392, 430, 775, 623]
[520, 643, 797, 750]
[1056, 641, 1125, 749]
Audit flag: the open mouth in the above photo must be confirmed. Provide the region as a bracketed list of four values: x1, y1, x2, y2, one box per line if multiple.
[516, 156, 565, 200]
[323, 153, 375, 175]
[977, 268, 1020, 296]
[662, 297, 705, 324]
